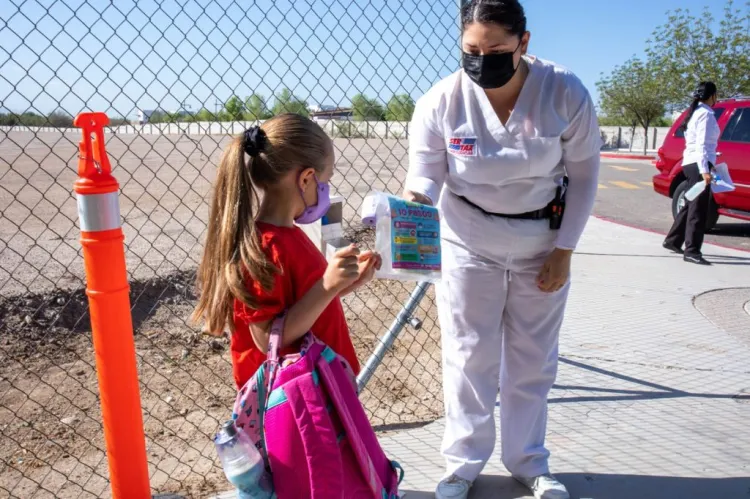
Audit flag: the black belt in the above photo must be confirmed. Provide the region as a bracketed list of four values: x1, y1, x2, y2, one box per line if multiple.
[456, 194, 553, 220]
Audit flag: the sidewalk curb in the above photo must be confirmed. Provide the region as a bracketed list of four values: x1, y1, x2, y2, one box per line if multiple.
[601, 152, 656, 160]
[592, 215, 750, 253]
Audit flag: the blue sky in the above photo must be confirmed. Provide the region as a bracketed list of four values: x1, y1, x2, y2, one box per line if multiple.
[0, 0, 740, 118]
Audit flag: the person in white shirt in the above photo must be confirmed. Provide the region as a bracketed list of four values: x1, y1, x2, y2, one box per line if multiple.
[663, 81, 720, 265]
[403, 1, 601, 498]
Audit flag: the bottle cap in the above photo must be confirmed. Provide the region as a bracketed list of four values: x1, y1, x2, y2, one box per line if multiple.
[221, 420, 238, 438]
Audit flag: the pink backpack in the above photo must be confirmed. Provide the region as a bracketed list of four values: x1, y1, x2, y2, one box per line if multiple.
[232, 314, 404, 498]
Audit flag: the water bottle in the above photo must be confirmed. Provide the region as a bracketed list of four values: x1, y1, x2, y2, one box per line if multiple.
[214, 421, 274, 499]
[684, 181, 707, 202]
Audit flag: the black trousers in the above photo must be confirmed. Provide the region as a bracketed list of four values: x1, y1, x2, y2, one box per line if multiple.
[665, 162, 712, 258]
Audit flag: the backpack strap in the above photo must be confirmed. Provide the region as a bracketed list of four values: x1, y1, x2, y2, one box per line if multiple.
[254, 313, 287, 468]
[264, 314, 286, 398]
[267, 313, 284, 363]
[317, 350, 386, 496]
[284, 372, 344, 497]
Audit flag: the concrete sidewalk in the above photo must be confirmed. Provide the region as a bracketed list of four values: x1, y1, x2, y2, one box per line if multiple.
[381, 217, 750, 499]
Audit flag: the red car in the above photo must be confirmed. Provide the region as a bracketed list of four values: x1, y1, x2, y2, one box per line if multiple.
[652, 96, 750, 230]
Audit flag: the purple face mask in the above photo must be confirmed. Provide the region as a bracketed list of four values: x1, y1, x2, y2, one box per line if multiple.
[294, 174, 331, 225]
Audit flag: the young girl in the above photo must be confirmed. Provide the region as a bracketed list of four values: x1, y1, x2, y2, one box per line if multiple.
[193, 113, 380, 388]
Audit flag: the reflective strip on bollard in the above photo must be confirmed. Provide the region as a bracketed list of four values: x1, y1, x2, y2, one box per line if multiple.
[77, 192, 121, 232]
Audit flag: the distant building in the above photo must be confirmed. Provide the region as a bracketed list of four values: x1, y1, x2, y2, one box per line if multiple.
[309, 104, 335, 113]
[310, 106, 353, 121]
[137, 109, 156, 124]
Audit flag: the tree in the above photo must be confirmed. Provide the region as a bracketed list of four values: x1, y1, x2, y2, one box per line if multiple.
[597, 107, 640, 151]
[646, 0, 750, 111]
[385, 94, 415, 121]
[109, 116, 129, 126]
[147, 110, 168, 123]
[47, 110, 74, 127]
[272, 89, 309, 117]
[597, 57, 667, 155]
[195, 108, 216, 122]
[224, 95, 245, 120]
[244, 94, 271, 120]
[351, 94, 385, 121]
[0, 113, 19, 126]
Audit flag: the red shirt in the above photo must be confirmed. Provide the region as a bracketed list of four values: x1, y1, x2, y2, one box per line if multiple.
[231, 222, 360, 388]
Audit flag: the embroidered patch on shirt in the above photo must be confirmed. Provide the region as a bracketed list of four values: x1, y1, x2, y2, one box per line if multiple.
[448, 137, 477, 157]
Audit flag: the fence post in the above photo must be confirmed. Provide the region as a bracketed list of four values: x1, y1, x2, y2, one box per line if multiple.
[73, 112, 151, 499]
[356, 281, 431, 392]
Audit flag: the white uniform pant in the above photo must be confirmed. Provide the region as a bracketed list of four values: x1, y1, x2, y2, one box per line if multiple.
[437, 192, 569, 481]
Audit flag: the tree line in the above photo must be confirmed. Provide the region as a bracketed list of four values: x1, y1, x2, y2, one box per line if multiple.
[2, 90, 417, 128]
[144, 89, 416, 124]
[0, 111, 127, 128]
[596, 0, 749, 154]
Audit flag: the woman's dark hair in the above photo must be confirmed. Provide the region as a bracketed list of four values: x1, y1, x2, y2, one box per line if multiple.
[461, 0, 527, 36]
[681, 81, 718, 132]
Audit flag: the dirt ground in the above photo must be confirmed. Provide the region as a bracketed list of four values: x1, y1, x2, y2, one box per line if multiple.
[0, 131, 409, 296]
[0, 132, 443, 498]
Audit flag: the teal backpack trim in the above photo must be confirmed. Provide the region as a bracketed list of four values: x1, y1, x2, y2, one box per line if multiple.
[391, 461, 405, 484]
[266, 368, 321, 411]
[256, 366, 269, 459]
[266, 386, 287, 410]
[321, 346, 336, 363]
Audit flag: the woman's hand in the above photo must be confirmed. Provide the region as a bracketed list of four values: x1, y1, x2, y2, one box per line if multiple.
[340, 251, 382, 296]
[403, 190, 433, 206]
[536, 248, 572, 293]
[702, 172, 712, 185]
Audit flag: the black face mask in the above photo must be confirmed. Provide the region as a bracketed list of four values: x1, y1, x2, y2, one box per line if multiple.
[462, 42, 522, 89]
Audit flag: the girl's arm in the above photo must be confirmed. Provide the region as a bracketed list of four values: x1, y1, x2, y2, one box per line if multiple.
[249, 279, 337, 352]
[249, 245, 361, 352]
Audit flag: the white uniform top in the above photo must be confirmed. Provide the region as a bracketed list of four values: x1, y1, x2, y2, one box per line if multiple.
[405, 55, 602, 249]
[683, 103, 720, 174]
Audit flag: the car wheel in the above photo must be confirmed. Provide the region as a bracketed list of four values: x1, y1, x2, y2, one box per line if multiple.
[672, 180, 719, 231]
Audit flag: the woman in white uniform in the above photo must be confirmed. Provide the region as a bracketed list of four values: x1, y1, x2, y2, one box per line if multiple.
[403, 1, 601, 498]
[663, 81, 720, 265]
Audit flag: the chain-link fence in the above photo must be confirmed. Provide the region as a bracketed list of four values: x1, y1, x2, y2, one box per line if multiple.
[0, 1, 459, 497]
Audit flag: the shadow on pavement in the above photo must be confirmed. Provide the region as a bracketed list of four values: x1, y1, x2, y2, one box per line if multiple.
[711, 222, 750, 238]
[401, 474, 529, 498]
[557, 473, 750, 499]
[576, 250, 750, 265]
[401, 473, 750, 498]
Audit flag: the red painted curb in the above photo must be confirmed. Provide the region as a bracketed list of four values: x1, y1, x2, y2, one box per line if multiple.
[592, 214, 750, 253]
[600, 152, 656, 160]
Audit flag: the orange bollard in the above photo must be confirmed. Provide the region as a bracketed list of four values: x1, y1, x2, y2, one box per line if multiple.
[73, 112, 151, 499]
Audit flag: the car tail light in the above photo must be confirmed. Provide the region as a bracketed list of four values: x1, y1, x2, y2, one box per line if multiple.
[655, 147, 667, 170]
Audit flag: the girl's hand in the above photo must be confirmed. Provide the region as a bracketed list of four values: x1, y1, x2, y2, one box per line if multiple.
[536, 248, 572, 293]
[340, 251, 382, 296]
[322, 245, 361, 293]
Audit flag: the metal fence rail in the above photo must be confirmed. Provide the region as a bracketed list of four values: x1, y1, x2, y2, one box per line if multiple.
[0, 1, 458, 497]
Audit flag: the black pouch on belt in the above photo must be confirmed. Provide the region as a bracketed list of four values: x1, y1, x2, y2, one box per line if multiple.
[549, 176, 569, 230]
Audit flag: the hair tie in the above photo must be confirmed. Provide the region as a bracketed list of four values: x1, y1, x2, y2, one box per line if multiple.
[243, 126, 266, 157]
